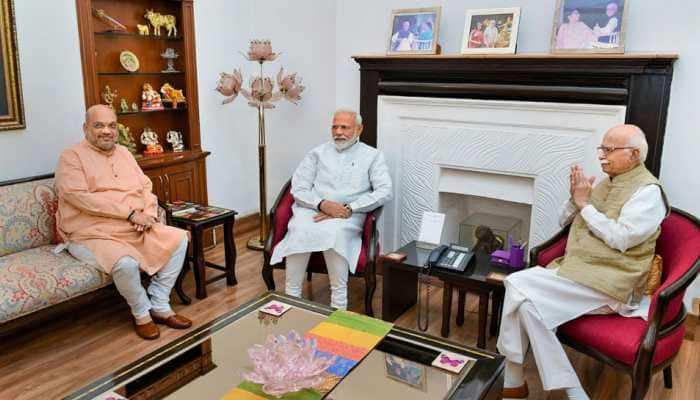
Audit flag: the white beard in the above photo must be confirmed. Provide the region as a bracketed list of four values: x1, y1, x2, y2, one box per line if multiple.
[334, 135, 359, 152]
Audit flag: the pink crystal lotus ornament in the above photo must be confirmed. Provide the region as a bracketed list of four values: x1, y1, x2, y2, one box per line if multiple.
[244, 39, 278, 62]
[244, 77, 276, 109]
[243, 330, 336, 397]
[215, 69, 243, 104]
[276, 67, 305, 104]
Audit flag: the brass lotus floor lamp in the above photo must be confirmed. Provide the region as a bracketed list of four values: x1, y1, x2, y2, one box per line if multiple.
[216, 40, 305, 250]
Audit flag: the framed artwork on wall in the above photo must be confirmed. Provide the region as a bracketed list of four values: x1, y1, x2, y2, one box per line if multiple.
[387, 7, 441, 55]
[0, 0, 24, 131]
[460, 8, 521, 54]
[551, 0, 628, 53]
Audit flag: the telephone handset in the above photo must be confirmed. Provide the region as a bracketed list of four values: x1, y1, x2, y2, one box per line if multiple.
[426, 244, 473, 272]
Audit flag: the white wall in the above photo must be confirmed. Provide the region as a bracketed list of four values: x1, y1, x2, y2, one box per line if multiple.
[195, 0, 337, 214]
[0, 1, 86, 179]
[335, 0, 700, 309]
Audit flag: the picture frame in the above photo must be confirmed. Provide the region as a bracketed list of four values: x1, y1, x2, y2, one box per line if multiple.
[387, 7, 441, 55]
[550, 0, 628, 53]
[384, 354, 427, 390]
[0, 0, 24, 131]
[460, 8, 521, 54]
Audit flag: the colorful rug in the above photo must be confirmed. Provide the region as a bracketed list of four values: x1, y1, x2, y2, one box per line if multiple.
[223, 310, 393, 399]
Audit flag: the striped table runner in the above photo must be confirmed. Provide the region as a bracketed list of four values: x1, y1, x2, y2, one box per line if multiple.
[223, 310, 393, 399]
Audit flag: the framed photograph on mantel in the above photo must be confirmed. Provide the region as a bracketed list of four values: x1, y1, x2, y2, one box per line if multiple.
[0, 0, 24, 131]
[460, 8, 521, 54]
[551, 0, 628, 53]
[387, 7, 441, 55]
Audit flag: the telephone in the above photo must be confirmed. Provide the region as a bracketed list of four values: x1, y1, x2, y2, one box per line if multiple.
[426, 244, 474, 273]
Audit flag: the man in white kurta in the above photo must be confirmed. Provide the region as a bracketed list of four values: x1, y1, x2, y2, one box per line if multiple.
[270, 110, 392, 310]
[497, 125, 667, 400]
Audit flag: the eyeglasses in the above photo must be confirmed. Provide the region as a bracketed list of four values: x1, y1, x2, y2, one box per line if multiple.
[596, 145, 637, 155]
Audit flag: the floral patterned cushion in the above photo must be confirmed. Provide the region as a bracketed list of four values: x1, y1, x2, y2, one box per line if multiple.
[0, 245, 112, 323]
[0, 178, 58, 256]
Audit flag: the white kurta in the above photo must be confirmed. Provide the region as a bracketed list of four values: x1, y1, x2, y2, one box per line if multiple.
[497, 183, 667, 390]
[270, 141, 392, 273]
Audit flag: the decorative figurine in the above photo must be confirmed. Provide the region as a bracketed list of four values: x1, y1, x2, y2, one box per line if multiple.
[136, 24, 149, 35]
[140, 127, 164, 155]
[101, 85, 118, 110]
[160, 48, 180, 73]
[144, 10, 177, 37]
[131, 102, 139, 112]
[166, 130, 184, 152]
[117, 123, 138, 154]
[119, 98, 129, 113]
[472, 225, 504, 254]
[160, 83, 186, 108]
[92, 7, 127, 31]
[141, 83, 164, 111]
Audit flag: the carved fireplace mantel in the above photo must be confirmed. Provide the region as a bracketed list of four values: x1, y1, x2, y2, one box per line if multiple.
[353, 53, 677, 176]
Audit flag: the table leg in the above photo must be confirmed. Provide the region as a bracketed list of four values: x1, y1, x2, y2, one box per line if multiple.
[223, 221, 237, 286]
[441, 282, 453, 338]
[477, 291, 489, 348]
[456, 289, 466, 327]
[192, 227, 207, 299]
[491, 288, 504, 337]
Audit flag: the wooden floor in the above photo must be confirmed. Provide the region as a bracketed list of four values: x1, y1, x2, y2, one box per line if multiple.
[0, 230, 698, 400]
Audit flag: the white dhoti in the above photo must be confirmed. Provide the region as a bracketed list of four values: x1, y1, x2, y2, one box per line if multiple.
[496, 266, 649, 391]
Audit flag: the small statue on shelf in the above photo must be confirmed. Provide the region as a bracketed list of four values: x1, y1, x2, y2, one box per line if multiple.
[160, 48, 180, 73]
[117, 123, 138, 155]
[119, 98, 129, 113]
[141, 83, 164, 111]
[166, 130, 184, 152]
[101, 85, 118, 110]
[92, 7, 126, 32]
[160, 83, 186, 109]
[131, 102, 139, 112]
[144, 9, 177, 37]
[136, 24, 149, 35]
[140, 127, 164, 156]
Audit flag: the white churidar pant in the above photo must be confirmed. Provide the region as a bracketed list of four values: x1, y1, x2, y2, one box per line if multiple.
[285, 250, 349, 310]
[68, 238, 188, 319]
[496, 266, 648, 391]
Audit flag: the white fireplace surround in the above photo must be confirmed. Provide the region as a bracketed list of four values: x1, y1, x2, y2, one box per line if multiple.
[377, 95, 626, 252]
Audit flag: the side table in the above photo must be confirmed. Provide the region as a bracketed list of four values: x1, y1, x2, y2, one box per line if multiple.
[171, 205, 238, 301]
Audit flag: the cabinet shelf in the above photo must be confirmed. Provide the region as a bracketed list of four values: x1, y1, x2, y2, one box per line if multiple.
[99, 71, 185, 76]
[117, 106, 188, 116]
[95, 31, 183, 41]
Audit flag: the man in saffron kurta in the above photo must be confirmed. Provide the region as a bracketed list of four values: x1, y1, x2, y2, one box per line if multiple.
[56, 105, 191, 340]
[497, 125, 668, 400]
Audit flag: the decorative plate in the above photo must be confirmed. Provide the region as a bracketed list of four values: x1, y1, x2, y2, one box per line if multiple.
[119, 50, 140, 72]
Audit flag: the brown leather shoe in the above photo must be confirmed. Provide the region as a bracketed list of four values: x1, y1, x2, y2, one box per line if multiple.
[151, 313, 192, 329]
[503, 382, 529, 399]
[134, 320, 160, 340]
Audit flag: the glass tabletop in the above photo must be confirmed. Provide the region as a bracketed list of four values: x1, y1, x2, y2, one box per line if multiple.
[66, 293, 503, 400]
[394, 241, 517, 284]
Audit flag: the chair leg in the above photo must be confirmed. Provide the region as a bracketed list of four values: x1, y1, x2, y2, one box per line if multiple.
[663, 366, 672, 389]
[364, 268, 377, 317]
[630, 371, 651, 400]
[262, 254, 276, 291]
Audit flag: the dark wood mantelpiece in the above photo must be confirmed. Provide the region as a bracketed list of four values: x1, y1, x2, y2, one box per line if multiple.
[353, 53, 677, 176]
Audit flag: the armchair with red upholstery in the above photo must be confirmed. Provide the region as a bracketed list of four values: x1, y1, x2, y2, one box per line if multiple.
[262, 180, 382, 316]
[529, 207, 700, 400]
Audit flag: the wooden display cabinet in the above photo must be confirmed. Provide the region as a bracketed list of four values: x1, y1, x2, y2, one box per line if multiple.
[75, 0, 209, 207]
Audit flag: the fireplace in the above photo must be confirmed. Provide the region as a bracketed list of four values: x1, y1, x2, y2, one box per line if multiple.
[354, 54, 676, 250]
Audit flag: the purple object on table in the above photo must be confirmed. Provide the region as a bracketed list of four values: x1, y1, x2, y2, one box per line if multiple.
[490, 235, 526, 269]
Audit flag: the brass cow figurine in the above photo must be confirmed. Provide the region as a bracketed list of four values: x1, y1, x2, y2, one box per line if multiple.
[144, 9, 177, 37]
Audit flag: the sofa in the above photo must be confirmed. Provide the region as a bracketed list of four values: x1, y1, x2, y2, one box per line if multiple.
[0, 174, 113, 327]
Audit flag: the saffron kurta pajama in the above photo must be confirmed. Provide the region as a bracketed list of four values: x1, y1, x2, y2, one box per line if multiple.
[56, 140, 187, 275]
